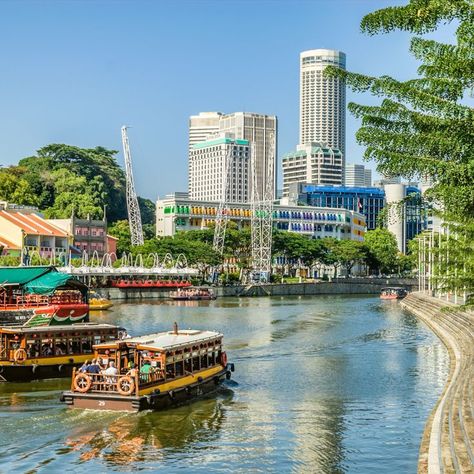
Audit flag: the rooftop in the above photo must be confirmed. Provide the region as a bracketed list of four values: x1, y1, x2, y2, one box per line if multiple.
[0, 211, 70, 237]
[193, 137, 249, 150]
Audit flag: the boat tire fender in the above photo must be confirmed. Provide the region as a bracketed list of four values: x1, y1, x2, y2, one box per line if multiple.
[226, 371, 231, 380]
[14, 348, 27, 364]
[213, 376, 220, 386]
[197, 376, 203, 383]
[230, 363, 235, 372]
[74, 373, 92, 393]
[117, 376, 135, 396]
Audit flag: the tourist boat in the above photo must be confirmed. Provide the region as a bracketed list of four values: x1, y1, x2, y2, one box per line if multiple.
[88, 291, 114, 311]
[380, 287, 408, 300]
[110, 279, 192, 289]
[0, 322, 124, 382]
[0, 266, 89, 326]
[169, 288, 216, 301]
[61, 324, 234, 412]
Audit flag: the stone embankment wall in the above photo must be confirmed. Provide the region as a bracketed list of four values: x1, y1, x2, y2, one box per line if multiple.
[96, 278, 417, 300]
[401, 292, 474, 474]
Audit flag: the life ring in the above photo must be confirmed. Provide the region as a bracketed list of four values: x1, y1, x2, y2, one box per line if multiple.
[220, 352, 227, 367]
[116, 376, 135, 396]
[73, 373, 92, 393]
[14, 348, 27, 364]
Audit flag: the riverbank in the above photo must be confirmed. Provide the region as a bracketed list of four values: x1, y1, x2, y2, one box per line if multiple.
[401, 292, 474, 474]
[96, 277, 417, 300]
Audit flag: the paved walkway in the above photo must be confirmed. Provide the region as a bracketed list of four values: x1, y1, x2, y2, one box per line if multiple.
[401, 292, 474, 474]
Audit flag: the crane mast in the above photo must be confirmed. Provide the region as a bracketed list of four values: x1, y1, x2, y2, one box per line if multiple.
[121, 126, 144, 246]
[250, 134, 275, 282]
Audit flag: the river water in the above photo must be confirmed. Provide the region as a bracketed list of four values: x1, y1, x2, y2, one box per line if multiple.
[0, 295, 448, 473]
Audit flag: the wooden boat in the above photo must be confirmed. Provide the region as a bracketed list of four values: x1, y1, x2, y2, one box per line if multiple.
[88, 291, 114, 311]
[380, 287, 408, 300]
[0, 323, 123, 382]
[110, 279, 192, 289]
[169, 288, 216, 301]
[61, 324, 234, 412]
[0, 266, 89, 326]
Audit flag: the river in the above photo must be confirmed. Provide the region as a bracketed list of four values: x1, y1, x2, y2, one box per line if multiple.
[0, 295, 448, 473]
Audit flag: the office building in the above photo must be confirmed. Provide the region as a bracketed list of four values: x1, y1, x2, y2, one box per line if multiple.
[281, 143, 343, 196]
[290, 183, 384, 231]
[188, 135, 250, 203]
[345, 164, 372, 187]
[156, 193, 366, 242]
[299, 49, 346, 159]
[188, 111, 277, 201]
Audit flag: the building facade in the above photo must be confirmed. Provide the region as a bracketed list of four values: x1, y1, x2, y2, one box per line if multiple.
[300, 49, 346, 160]
[48, 215, 108, 257]
[290, 183, 385, 231]
[156, 193, 366, 241]
[344, 164, 372, 187]
[188, 136, 250, 203]
[0, 210, 71, 260]
[189, 111, 277, 201]
[282, 143, 343, 196]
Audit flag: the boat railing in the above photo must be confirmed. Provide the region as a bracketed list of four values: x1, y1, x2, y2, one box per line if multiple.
[72, 368, 141, 396]
[0, 292, 84, 309]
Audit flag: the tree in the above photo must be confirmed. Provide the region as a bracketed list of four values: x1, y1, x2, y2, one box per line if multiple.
[108, 220, 132, 255]
[0, 168, 39, 206]
[364, 229, 399, 275]
[333, 240, 366, 275]
[325, 0, 474, 296]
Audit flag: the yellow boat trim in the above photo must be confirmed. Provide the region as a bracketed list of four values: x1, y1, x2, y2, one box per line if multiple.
[138, 365, 224, 395]
[0, 354, 89, 367]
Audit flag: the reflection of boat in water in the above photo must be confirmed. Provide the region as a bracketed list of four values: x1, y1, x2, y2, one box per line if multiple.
[380, 287, 408, 300]
[88, 291, 113, 311]
[111, 279, 192, 289]
[0, 267, 89, 326]
[0, 323, 123, 382]
[169, 287, 216, 301]
[61, 323, 234, 411]
[64, 392, 232, 465]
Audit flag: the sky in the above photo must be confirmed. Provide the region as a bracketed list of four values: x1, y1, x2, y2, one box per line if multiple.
[0, 0, 457, 201]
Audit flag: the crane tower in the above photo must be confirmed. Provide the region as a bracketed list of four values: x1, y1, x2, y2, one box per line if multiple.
[250, 134, 275, 282]
[121, 126, 144, 246]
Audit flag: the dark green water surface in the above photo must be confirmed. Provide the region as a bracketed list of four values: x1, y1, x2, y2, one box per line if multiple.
[0, 295, 448, 473]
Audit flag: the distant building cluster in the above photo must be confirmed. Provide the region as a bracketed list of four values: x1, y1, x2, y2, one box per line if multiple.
[158, 48, 426, 253]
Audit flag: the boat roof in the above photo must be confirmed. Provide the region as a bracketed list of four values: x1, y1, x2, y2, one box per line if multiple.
[96, 329, 223, 351]
[0, 323, 120, 334]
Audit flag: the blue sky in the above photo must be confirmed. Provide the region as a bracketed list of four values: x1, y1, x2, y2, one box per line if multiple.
[0, 0, 455, 200]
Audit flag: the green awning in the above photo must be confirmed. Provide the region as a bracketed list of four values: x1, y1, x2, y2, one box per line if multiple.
[23, 272, 78, 295]
[0, 266, 52, 286]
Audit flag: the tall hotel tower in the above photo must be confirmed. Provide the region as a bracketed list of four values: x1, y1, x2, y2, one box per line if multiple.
[299, 49, 346, 159]
[188, 112, 277, 201]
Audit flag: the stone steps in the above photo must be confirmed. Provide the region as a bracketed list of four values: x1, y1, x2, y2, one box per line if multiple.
[401, 292, 474, 474]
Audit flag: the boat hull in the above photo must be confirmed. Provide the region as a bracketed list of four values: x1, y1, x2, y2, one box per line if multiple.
[0, 359, 86, 382]
[380, 295, 404, 300]
[61, 366, 231, 412]
[0, 304, 89, 326]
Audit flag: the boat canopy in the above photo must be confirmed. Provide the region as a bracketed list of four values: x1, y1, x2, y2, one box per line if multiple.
[0, 323, 119, 335]
[95, 330, 222, 352]
[0, 266, 87, 297]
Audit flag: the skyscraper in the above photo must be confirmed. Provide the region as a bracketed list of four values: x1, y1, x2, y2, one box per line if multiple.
[299, 49, 346, 159]
[188, 111, 277, 201]
[345, 164, 372, 187]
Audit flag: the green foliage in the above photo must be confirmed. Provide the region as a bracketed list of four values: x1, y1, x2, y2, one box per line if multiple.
[364, 229, 399, 274]
[326, 0, 474, 294]
[138, 197, 156, 226]
[107, 220, 132, 255]
[0, 168, 39, 206]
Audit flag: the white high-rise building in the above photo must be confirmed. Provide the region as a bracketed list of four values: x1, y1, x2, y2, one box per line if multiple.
[281, 143, 343, 196]
[189, 134, 250, 203]
[300, 49, 346, 161]
[188, 111, 277, 201]
[345, 164, 372, 187]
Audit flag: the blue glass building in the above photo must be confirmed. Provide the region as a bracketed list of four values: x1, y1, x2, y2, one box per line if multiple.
[290, 183, 385, 230]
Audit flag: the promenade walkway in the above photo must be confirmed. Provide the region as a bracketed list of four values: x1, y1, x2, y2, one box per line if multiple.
[401, 292, 474, 474]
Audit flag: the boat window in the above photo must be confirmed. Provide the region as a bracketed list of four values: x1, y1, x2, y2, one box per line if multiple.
[81, 337, 93, 354]
[54, 338, 68, 356]
[40, 339, 54, 357]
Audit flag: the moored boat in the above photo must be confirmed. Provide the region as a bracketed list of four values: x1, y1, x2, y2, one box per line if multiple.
[0, 322, 123, 382]
[0, 266, 89, 326]
[380, 287, 408, 300]
[88, 291, 114, 311]
[61, 324, 234, 412]
[169, 287, 216, 301]
[110, 279, 192, 289]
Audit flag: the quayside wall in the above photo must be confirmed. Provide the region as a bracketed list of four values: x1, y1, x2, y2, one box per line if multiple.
[401, 292, 474, 474]
[96, 278, 417, 301]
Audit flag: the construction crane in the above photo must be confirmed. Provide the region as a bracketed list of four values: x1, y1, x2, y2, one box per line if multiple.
[212, 143, 235, 254]
[121, 126, 144, 246]
[250, 134, 275, 283]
